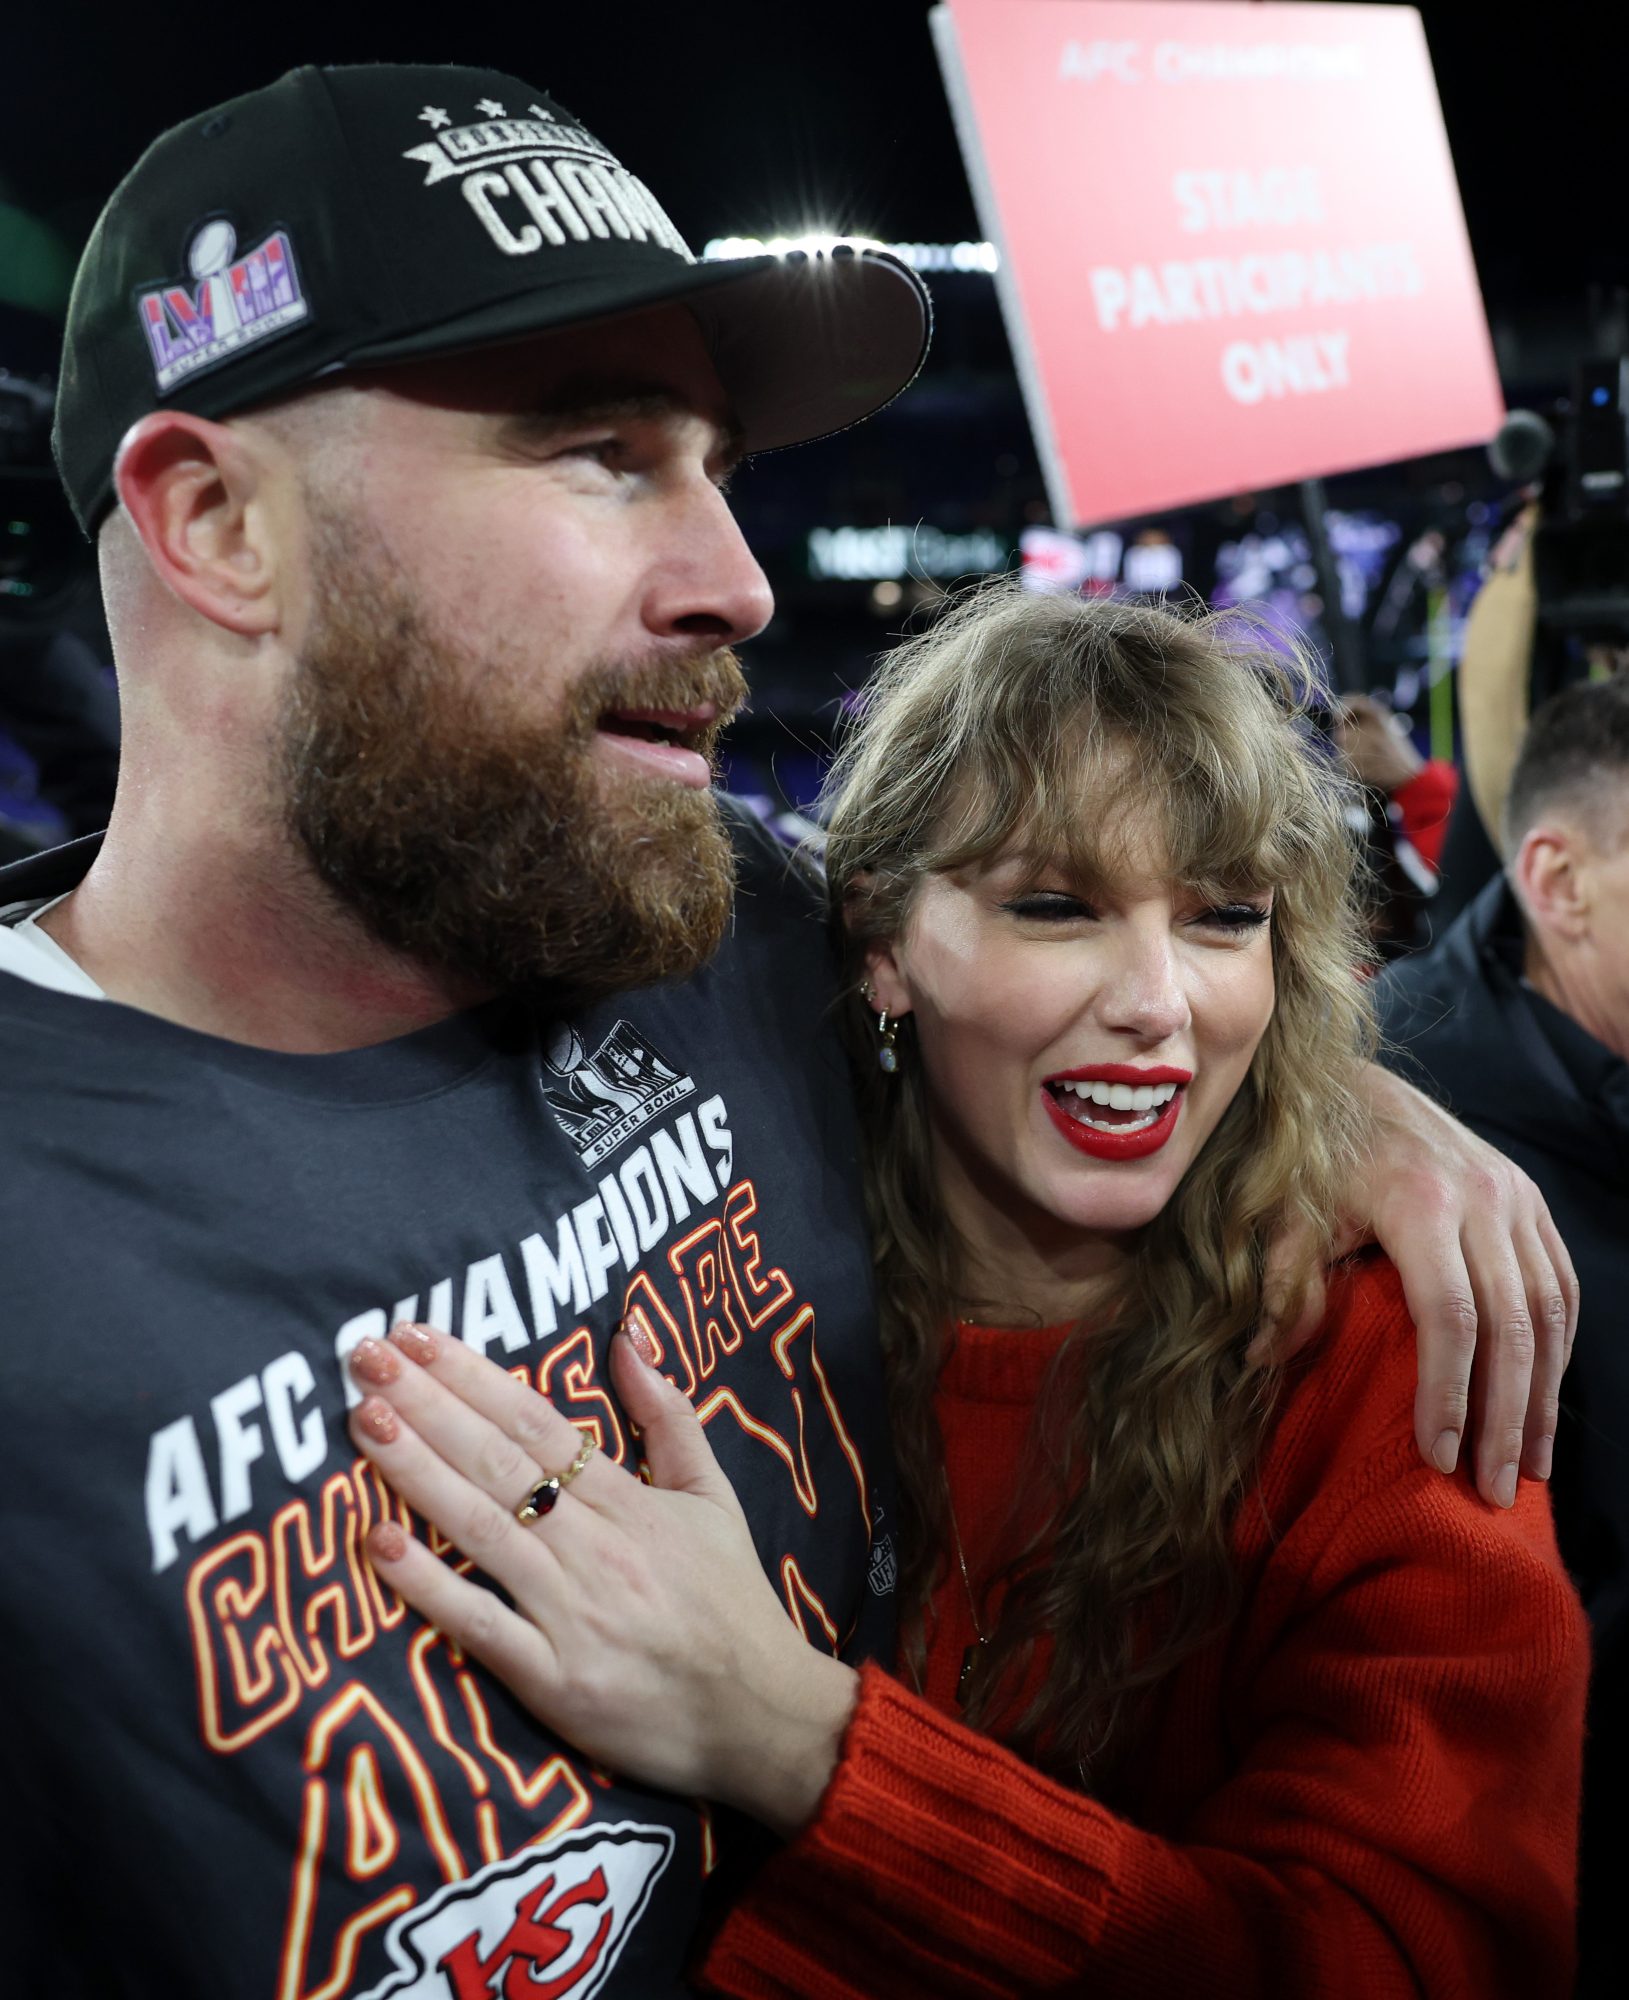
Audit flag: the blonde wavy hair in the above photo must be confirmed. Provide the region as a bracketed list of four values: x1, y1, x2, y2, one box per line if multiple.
[824, 581, 1376, 1789]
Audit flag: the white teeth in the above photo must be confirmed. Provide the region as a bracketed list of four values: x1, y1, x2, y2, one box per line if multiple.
[1073, 1108, 1159, 1134]
[1059, 1079, 1179, 1108]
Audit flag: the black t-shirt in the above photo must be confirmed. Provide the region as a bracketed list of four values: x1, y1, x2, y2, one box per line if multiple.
[0, 804, 896, 1998]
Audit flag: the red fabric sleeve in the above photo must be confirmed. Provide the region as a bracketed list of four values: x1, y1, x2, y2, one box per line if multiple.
[1392, 759, 1459, 870]
[697, 1349, 1585, 1996]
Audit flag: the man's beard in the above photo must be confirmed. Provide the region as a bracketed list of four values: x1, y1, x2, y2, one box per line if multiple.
[277, 511, 747, 1012]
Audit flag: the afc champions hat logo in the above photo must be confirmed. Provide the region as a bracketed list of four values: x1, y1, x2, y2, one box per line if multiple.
[400, 97, 693, 266]
[136, 213, 312, 394]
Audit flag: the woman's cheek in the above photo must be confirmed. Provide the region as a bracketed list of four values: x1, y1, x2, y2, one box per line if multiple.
[1197, 950, 1276, 1069]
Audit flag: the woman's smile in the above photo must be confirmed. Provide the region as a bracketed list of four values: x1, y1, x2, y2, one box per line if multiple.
[865, 821, 1276, 1309]
[1042, 1064, 1192, 1159]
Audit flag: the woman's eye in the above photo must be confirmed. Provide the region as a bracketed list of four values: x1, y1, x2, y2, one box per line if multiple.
[1001, 893, 1095, 922]
[1197, 902, 1271, 932]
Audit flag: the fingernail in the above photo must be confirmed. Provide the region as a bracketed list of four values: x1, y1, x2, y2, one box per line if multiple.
[355, 1395, 399, 1444]
[1493, 1463, 1519, 1510]
[350, 1336, 401, 1386]
[1527, 1435, 1554, 1482]
[390, 1322, 439, 1365]
[619, 1317, 659, 1368]
[1431, 1430, 1460, 1475]
[367, 1521, 408, 1563]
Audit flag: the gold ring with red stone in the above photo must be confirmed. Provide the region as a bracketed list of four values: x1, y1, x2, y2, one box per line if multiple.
[515, 1429, 597, 1523]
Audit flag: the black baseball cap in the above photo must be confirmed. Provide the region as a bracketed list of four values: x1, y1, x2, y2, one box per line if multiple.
[53, 62, 932, 533]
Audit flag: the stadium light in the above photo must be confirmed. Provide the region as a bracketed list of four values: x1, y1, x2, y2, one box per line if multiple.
[704, 234, 998, 274]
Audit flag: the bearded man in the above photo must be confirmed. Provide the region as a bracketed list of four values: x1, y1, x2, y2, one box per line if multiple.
[0, 62, 1575, 1998]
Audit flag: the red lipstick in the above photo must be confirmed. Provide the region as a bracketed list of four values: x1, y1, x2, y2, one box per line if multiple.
[1041, 1065, 1192, 1162]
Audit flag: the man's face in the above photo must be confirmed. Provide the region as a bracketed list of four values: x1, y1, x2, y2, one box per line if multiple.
[275, 304, 773, 1008]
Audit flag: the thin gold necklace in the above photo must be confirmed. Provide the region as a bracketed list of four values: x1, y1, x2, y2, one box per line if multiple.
[946, 1480, 991, 1707]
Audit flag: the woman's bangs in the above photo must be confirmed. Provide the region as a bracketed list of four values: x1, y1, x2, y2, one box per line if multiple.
[926, 717, 1295, 904]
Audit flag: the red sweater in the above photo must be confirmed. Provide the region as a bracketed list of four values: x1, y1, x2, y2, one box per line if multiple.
[700, 1256, 1587, 1998]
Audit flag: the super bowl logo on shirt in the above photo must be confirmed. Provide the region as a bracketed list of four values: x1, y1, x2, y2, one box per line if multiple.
[400, 99, 693, 263]
[542, 1020, 696, 1169]
[136, 219, 311, 392]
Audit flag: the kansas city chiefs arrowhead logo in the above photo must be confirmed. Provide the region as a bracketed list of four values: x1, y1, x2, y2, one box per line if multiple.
[357, 1822, 674, 2000]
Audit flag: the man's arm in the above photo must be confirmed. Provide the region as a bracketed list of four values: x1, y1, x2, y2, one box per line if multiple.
[1259, 1062, 1577, 1509]
[1460, 504, 1540, 847]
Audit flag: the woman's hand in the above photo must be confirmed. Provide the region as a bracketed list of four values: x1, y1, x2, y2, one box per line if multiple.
[1258, 1064, 1578, 1508]
[346, 1321, 858, 1837]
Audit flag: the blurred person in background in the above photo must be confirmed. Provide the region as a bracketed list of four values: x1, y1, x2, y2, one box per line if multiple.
[1379, 674, 1629, 1998]
[350, 588, 1587, 1998]
[1428, 500, 1544, 922]
[1333, 691, 1456, 961]
[0, 369, 119, 858]
[0, 616, 120, 852]
[1429, 492, 1629, 930]
[1334, 690, 1458, 872]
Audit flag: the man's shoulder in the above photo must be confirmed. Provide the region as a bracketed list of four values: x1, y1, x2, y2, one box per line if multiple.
[716, 795, 834, 961]
[720, 794, 824, 896]
[0, 960, 104, 1051]
[1373, 879, 1513, 1095]
[1374, 883, 1498, 1021]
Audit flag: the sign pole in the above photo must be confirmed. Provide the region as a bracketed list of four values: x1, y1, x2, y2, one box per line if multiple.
[1298, 475, 1364, 696]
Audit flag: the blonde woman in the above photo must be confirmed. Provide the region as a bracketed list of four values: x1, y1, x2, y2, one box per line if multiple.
[347, 590, 1587, 1996]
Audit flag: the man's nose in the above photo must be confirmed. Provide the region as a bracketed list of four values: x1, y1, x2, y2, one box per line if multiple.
[1097, 926, 1193, 1044]
[643, 483, 775, 648]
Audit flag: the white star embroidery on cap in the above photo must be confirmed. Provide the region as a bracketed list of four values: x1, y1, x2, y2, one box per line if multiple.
[529, 103, 555, 122]
[418, 106, 450, 128]
[476, 98, 507, 117]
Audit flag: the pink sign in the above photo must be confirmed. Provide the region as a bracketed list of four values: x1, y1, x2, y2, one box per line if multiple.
[932, 0, 1503, 525]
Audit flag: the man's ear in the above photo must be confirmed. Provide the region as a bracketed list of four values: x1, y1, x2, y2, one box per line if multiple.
[1513, 824, 1590, 941]
[112, 410, 280, 638]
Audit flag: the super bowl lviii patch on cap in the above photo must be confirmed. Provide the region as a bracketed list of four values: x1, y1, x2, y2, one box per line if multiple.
[138, 220, 310, 393]
[52, 62, 931, 535]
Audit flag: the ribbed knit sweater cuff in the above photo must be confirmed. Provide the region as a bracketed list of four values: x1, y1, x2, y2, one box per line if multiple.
[698, 1661, 1117, 1995]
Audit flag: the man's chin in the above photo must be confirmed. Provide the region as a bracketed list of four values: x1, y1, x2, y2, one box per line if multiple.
[281, 506, 741, 1008]
[319, 786, 735, 1008]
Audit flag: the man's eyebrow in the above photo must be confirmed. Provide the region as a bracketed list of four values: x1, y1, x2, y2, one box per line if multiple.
[498, 384, 747, 470]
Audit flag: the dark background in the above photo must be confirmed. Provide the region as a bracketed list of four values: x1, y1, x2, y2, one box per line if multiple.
[1, 0, 1621, 832]
[1, 2, 1619, 323]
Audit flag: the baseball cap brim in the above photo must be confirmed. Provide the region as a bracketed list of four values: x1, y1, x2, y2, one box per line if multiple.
[340, 245, 931, 455]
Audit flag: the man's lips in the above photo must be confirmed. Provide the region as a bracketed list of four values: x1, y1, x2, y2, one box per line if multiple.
[1041, 1064, 1193, 1163]
[605, 703, 720, 735]
[594, 703, 721, 788]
